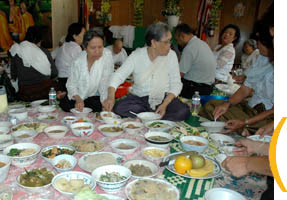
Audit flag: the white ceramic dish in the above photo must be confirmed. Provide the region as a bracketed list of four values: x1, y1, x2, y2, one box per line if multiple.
[125, 178, 180, 200]
[52, 154, 77, 173]
[16, 168, 55, 192]
[31, 99, 48, 107]
[12, 122, 48, 133]
[110, 139, 140, 155]
[8, 109, 28, 121]
[201, 121, 226, 133]
[100, 111, 120, 122]
[8, 104, 25, 110]
[70, 107, 92, 118]
[11, 129, 37, 143]
[78, 152, 125, 173]
[98, 124, 123, 137]
[145, 120, 176, 132]
[247, 135, 272, 143]
[215, 84, 241, 95]
[92, 165, 131, 192]
[69, 139, 105, 154]
[144, 131, 173, 148]
[0, 121, 12, 129]
[209, 133, 235, 145]
[180, 136, 209, 153]
[0, 134, 13, 150]
[142, 146, 169, 162]
[136, 112, 161, 123]
[41, 144, 76, 163]
[0, 185, 13, 200]
[62, 116, 78, 126]
[52, 171, 96, 196]
[215, 153, 230, 174]
[0, 126, 10, 135]
[122, 121, 144, 135]
[123, 159, 159, 178]
[205, 188, 246, 200]
[44, 125, 69, 139]
[3, 142, 41, 167]
[35, 113, 58, 122]
[70, 122, 95, 137]
[38, 105, 56, 113]
[0, 154, 11, 183]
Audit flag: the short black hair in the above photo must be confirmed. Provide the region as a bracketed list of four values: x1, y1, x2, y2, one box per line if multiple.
[24, 26, 42, 44]
[174, 23, 195, 35]
[66, 23, 85, 42]
[82, 29, 104, 48]
[145, 22, 170, 46]
[219, 24, 241, 47]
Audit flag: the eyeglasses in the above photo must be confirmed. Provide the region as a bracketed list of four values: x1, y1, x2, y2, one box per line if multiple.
[159, 39, 172, 44]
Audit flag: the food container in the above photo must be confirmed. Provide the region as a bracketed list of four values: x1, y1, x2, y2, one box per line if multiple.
[8, 108, 28, 121]
[142, 146, 169, 162]
[52, 154, 77, 173]
[70, 122, 95, 137]
[144, 120, 175, 132]
[123, 159, 159, 178]
[70, 107, 92, 118]
[44, 125, 69, 139]
[0, 126, 10, 135]
[136, 112, 161, 123]
[122, 121, 144, 135]
[110, 139, 140, 155]
[180, 136, 209, 153]
[204, 188, 246, 200]
[98, 124, 123, 137]
[0, 154, 11, 183]
[144, 131, 173, 149]
[200, 122, 226, 133]
[11, 129, 37, 143]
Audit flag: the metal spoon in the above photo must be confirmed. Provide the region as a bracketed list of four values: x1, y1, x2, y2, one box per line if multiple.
[129, 111, 138, 117]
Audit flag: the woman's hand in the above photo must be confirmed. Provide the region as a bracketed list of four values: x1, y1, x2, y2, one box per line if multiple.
[256, 122, 274, 137]
[233, 138, 258, 156]
[213, 102, 230, 120]
[222, 156, 250, 177]
[155, 104, 167, 119]
[102, 97, 115, 112]
[222, 119, 245, 133]
[74, 96, 84, 112]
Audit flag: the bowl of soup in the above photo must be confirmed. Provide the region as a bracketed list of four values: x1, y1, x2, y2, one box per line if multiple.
[0, 154, 11, 183]
[11, 129, 37, 143]
[70, 122, 95, 137]
[98, 124, 123, 137]
[44, 125, 69, 139]
[180, 136, 209, 153]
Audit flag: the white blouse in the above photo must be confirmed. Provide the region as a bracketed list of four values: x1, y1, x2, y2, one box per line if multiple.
[106, 45, 128, 65]
[55, 41, 82, 78]
[213, 43, 235, 82]
[66, 48, 114, 102]
[241, 49, 260, 74]
[109, 47, 182, 97]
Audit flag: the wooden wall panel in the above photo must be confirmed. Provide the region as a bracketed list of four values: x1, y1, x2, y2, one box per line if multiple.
[110, 0, 133, 25]
[180, 0, 201, 31]
[52, 0, 78, 48]
[143, 0, 165, 26]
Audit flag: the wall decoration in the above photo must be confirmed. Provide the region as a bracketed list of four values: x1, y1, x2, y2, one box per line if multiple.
[0, 0, 52, 51]
[96, 0, 112, 26]
[233, 2, 246, 18]
[133, 0, 144, 26]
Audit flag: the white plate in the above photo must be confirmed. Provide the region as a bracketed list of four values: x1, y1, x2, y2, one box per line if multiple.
[31, 99, 48, 107]
[209, 133, 235, 145]
[78, 152, 125, 173]
[205, 188, 246, 200]
[247, 135, 271, 143]
[68, 139, 105, 154]
[163, 152, 221, 179]
[35, 113, 58, 122]
[215, 84, 240, 95]
[98, 194, 125, 200]
[145, 120, 176, 132]
[123, 159, 160, 178]
[12, 122, 48, 133]
[38, 105, 56, 113]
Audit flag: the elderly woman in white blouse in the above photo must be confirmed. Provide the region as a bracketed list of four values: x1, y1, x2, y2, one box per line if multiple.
[59, 29, 113, 112]
[103, 22, 190, 121]
[213, 24, 241, 83]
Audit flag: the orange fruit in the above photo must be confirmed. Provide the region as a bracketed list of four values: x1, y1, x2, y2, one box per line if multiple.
[174, 155, 192, 174]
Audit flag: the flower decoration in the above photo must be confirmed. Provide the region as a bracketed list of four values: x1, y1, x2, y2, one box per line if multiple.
[96, 0, 112, 26]
[161, 0, 182, 17]
[133, 0, 144, 26]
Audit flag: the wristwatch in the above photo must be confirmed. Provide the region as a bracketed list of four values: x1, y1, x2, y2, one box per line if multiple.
[245, 119, 249, 127]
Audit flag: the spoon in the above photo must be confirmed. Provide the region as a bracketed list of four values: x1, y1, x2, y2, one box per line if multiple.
[129, 111, 138, 117]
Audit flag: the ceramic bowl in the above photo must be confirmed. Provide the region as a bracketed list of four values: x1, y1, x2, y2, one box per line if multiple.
[204, 188, 246, 200]
[110, 139, 140, 155]
[247, 135, 272, 143]
[0, 134, 13, 151]
[0, 121, 12, 129]
[70, 107, 92, 118]
[8, 109, 28, 121]
[123, 159, 159, 178]
[11, 129, 37, 143]
[200, 121, 226, 133]
[92, 165, 131, 192]
[41, 144, 76, 163]
[180, 136, 209, 153]
[62, 116, 78, 126]
[144, 120, 176, 132]
[209, 133, 235, 145]
[98, 124, 123, 137]
[52, 154, 77, 173]
[38, 105, 56, 113]
[136, 112, 161, 123]
[44, 125, 69, 139]
[100, 111, 120, 122]
[0, 154, 11, 183]
[144, 131, 173, 148]
[122, 121, 144, 135]
[70, 122, 95, 137]
[142, 146, 169, 162]
[0, 126, 10, 135]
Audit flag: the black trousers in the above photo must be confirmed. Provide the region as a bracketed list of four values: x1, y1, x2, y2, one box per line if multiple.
[261, 176, 274, 200]
[59, 95, 102, 112]
[180, 78, 213, 99]
[58, 77, 68, 92]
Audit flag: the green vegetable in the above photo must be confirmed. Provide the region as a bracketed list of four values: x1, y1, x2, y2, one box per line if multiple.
[8, 148, 23, 156]
[74, 188, 108, 200]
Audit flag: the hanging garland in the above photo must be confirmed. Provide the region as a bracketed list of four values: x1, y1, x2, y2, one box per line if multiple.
[96, 0, 112, 26]
[133, 0, 144, 26]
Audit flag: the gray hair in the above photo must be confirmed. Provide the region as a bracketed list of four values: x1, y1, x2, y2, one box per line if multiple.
[82, 29, 104, 48]
[145, 22, 170, 46]
[243, 39, 257, 51]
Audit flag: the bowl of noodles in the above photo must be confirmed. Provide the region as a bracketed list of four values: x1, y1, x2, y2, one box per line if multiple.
[3, 143, 41, 167]
[70, 122, 95, 137]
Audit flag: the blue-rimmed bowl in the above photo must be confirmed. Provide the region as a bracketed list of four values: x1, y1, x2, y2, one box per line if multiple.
[200, 95, 229, 106]
[180, 136, 209, 153]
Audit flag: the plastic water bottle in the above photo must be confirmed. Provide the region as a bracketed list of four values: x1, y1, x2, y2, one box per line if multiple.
[48, 87, 57, 105]
[191, 91, 201, 116]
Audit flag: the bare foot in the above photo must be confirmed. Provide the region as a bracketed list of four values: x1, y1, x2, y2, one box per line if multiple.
[57, 91, 66, 99]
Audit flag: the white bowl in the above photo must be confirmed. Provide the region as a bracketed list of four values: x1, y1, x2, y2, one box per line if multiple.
[180, 136, 209, 153]
[247, 135, 272, 143]
[35, 113, 58, 122]
[44, 125, 69, 139]
[104, 118, 122, 125]
[100, 111, 120, 122]
[8, 104, 25, 110]
[38, 105, 56, 113]
[209, 133, 235, 145]
[110, 139, 140, 155]
[0, 121, 12, 129]
[16, 168, 55, 192]
[0, 126, 10, 135]
[52, 171, 96, 196]
[0, 134, 13, 150]
[92, 165, 131, 192]
[62, 116, 78, 126]
[142, 146, 169, 162]
[145, 120, 176, 132]
[31, 99, 48, 107]
[144, 131, 173, 148]
[125, 178, 180, 200]
[205, 188, 246, 200]
[136, 112, 161, 123]
[70, 122, 95, 137]
[201, 121, 226, 133]
[123, 159, 159, 178]
[215, 154, 230, 174]
[3, 143, 41, 167]
[41, 145, 76, 163]
[0, 185, 13, 200]
[0, 154, 11, 183]
[98, 124, 123, 137]
[8, 109, 28, 121]
[11, 129, 37, 143]
[122, 121, 144, 135]
[52, 154, 77, 173]
[70, 107, 92, 118]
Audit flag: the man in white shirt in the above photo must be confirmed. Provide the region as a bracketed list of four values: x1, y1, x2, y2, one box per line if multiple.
[106, 39, 128, 68]
[103, 22, 190, 121]
[174, 24, 216, 99]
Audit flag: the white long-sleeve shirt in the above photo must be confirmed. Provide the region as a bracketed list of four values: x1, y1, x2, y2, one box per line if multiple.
[55, 41, 82, 78]
[66, 49, 114, 102]
[106, 45, 128, 65]
[109, 47, 182, 97]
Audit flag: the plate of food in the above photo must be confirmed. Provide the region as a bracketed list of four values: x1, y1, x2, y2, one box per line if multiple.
[215, 84, 240, 96]
[145, 120, 175, 132]
[41, 145, 76, 162]
[69, 139, 105, 154]
[78, 152, 125, 173]
[163, 152, 221, 179]
[169, 125, 208, 141]
[12, 122, 48, 133]
[35, 113, 58, 122]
